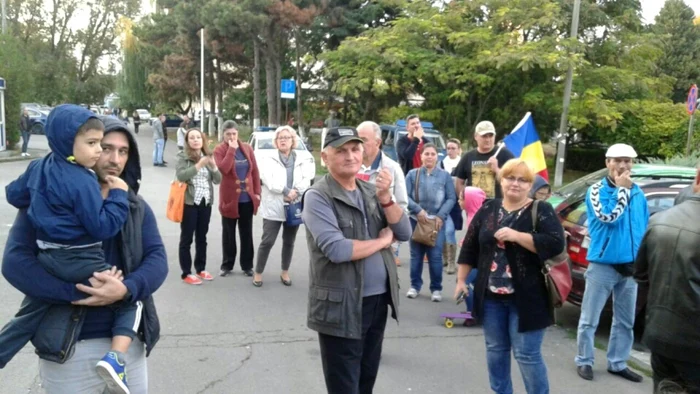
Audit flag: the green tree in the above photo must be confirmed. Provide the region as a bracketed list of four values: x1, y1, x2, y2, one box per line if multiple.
[653, 0, 700, 103]
[0, 34, 36, 146]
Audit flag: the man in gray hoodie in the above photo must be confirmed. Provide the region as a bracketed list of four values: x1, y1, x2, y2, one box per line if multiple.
[529, 175, 551, 201]
[151, 114, 166, 167]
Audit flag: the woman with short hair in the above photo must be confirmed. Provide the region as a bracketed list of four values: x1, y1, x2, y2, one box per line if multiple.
[253, 126, 314, 287]
[455, 158, 565, 393]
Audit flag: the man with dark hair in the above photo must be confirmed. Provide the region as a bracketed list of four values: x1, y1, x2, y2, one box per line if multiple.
[397, 114, 430, 174]
[302, 127, 412, 393]
[635, 165, 700, 393]
[2, 115, 167, 393]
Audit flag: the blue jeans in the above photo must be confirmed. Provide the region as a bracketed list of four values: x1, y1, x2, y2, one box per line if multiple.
[465, 269, 478, 313]
[409, 218, 445, 292]
[575, 262, 637, 371]
[483, 297, 549, 394]
[21, 131, 30, 153]
[445, 216, 456, 245]
[153, 138, 164, 164]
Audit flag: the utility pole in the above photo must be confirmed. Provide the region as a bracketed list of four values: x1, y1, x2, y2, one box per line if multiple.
[554, 0, 581, 187]
[1, 0, 7, 35]
[200, 28, 205, 135]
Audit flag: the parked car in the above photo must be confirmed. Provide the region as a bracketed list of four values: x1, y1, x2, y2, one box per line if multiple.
[379, 120, 447, 163]
[161, 113, 185, 129]
[136, 109, 151, 123]
[550, 164, 696, 336]
[25, 107, 50, 135]
[248, 128, 316, 185]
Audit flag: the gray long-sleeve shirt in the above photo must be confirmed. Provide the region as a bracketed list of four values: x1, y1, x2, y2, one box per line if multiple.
[151, 119, 164, 141]
[303, 188, 411, 296]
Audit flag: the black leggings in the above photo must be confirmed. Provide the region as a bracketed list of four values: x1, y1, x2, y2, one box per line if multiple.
[179, 199, 212, 278]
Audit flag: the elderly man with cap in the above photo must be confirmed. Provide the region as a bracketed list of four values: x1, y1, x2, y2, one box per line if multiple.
[301, 127, 412, 393]
[454, 120, 514, 200]
[575, 143, 648, 383]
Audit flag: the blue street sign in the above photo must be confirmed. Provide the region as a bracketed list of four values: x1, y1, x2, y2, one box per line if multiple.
[688, 84, 697, 115]
[281, 79, 295, 99]
[0, 78, 5, 90]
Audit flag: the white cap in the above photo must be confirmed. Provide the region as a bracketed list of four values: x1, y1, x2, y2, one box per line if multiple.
[475, 121, 496, 136]
[606, 143, 637, 158]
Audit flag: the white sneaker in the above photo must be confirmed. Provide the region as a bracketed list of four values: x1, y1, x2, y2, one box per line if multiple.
[431, 291, 442, 302]
[406, 288, 418, 298]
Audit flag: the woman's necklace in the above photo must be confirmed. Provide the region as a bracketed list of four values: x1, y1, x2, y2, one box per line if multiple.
[502, 199, 532, 214]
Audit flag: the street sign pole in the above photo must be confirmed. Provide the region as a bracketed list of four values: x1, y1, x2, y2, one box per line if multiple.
[686, 84, 698, 155]
[554, 0, 581, 187]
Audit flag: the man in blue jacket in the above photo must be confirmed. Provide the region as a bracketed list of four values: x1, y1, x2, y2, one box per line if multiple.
[1, 116, 168, 393]
[575, 143, 648, 383]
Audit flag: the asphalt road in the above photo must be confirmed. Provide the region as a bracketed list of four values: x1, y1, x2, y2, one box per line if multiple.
[0, 126, 653, 393]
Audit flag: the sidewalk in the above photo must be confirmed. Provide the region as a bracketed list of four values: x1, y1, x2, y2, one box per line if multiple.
[0, 133, 51, 162]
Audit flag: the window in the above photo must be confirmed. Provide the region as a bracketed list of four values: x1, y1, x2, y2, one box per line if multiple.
[561, 201, 588, 226]
[646, 193, 676, 216]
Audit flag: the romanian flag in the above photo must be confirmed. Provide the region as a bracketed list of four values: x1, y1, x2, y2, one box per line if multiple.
[503, 112, 548, 180]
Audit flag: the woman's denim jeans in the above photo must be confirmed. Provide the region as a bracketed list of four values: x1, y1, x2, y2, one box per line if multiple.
[21, 131, 31, 153]
[482, 297, 549, 394]
[464, 268, 478, 313]
[409, 218, 445, 292]
[445, 216, 456, 244]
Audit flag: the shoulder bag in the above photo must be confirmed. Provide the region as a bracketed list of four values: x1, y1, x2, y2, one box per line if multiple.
[166, 181, 187, 223]
[411, 169, 439, 247]
[531, 200, 572, 308]
[285, 199, 303, 227]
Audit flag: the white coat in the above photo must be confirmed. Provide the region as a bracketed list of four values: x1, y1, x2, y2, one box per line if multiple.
[259, 151, 315, 221]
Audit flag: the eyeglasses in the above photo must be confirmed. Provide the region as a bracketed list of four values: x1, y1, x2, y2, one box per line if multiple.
[535, 190, 551, 198]
[277, 136, 292, 141]
[503, 176, 531, 185]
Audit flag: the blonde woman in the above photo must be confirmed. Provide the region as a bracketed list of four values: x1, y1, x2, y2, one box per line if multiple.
[176, 128, 222, 285]
[253, 126, 314, 287]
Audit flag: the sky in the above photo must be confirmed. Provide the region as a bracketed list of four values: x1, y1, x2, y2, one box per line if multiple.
[640, 0, 700, 23]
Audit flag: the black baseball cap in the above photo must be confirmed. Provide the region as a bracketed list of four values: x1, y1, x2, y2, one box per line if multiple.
[323, 127, 363, 149]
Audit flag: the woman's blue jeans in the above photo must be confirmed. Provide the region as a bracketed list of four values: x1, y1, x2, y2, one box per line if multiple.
[465, 269, 478, 313]
[482, 297, 549, 394]
[445, 216, 456, 245]
[409, 218, 445, 292]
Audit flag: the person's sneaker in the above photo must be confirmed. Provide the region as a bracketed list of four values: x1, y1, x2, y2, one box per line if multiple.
[431, 291, 442, 302]
[243, 269, 254, 277]
[196, 271, 214, 281]
[96, 351, 129, 394]
[406, 288, 418, 298]
[219, 269, 232, 277]
[183, 274, 202, 285]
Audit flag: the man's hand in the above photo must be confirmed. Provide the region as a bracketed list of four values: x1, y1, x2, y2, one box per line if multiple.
[487, 156, 499, 173]
[228, 139, 239, 150]
[379, 227, 394, 248]
[105, 175, 128, 191]
[375, 169, 393, 203]
[73, 271, 128, 306]
[414, 127, 424, 140]
[454, 281, 469, 301]
[615, 171, 633, 189]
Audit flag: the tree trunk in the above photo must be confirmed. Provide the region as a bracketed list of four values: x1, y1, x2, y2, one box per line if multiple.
[275, 49, 282, 126]
[265, 49, 277, 126]
[253, 39, 261, 129]
[295, 29, 304, 137]
[208, 57, 216, 136]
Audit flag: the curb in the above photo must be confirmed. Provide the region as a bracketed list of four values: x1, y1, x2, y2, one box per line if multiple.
[0, 152, 47, 163]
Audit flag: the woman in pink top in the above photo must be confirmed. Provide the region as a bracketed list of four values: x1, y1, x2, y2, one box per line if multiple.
[460, 187, 486, 324]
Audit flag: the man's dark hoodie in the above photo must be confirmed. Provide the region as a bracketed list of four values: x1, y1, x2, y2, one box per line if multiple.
[5, 105, 130, 246]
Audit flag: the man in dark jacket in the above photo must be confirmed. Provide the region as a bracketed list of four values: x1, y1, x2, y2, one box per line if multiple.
[19, 107, 31, 157]
[302, 127, 412, 393]
[396, 114, 430, 174]
[634, 168, 700, 393]
[1, 116, 168, 393]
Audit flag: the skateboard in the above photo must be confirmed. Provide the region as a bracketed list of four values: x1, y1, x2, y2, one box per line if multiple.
[440, 312, 473, 328]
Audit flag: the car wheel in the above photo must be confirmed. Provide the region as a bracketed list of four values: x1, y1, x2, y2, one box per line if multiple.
[31, 123, 44, 135]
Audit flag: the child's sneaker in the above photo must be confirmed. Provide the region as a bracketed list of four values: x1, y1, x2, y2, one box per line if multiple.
[96, 351, 130, 394]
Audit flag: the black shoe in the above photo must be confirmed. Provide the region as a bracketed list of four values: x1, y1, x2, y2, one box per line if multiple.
[577, 365, 593, 381]
[243, 269, 254, 277]
[608, 368, 643, 383]
[280, 276, 292, 286]
[163, 160, 168, 164]
[219, 269, 232, 277]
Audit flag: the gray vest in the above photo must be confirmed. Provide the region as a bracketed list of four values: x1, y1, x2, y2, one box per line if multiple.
[304, 175, 399, 339]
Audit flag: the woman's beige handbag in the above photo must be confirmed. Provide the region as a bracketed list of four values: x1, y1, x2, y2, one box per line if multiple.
[411, 169, 439, 247]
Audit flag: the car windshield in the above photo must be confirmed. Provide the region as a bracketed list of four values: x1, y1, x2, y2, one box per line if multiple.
[397, 131, 446, 149]
[255, 135, 307, 151]
[553, 166, 696, 207]
[137, 110, 149, 115]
